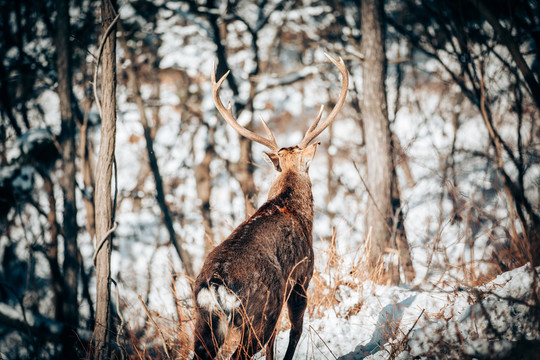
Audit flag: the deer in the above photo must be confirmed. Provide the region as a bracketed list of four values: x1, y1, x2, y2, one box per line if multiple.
[193, 54, 348, 360]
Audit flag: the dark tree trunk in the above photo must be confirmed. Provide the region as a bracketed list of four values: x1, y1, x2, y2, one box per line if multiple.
[54, 0, 80, 356]
[390, 159, 416, 283]
[39, 169, 64, 321]
[93, 0, 117, 358]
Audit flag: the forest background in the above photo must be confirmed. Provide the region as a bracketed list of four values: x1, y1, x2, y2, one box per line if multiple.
[0, 0, 539, 359]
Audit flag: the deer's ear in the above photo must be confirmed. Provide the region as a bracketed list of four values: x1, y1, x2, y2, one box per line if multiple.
[300, 142, 318, 169]
[263, 152, 281, 172]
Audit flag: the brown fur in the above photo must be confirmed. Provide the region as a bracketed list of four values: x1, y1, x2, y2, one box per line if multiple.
[193, 145, 318, 360]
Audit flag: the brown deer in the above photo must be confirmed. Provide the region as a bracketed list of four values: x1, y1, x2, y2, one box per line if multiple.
[193, 54, 348, 360]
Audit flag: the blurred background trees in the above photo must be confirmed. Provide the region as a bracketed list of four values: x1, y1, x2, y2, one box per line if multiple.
[0, 0, 538, 358]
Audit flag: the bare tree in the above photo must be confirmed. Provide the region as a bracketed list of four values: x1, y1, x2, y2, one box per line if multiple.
[80, 95, 97, 242]
[361, 0, 399, 284]
[54, 0, 80, 356]
[388, 0, 540, 268]
[93, 0, 118, 358]
[204, 0, 258, 217]
[466, 0, 540, 109]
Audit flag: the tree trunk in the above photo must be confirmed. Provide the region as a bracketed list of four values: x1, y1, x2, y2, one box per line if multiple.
[195, 127, 216, 256]
[93, 0, 117, 358]
[361, 0, 399, 284]
[80, 97, 96, 242]
[236, 136, 258, 217]
[54, 0, 80, 356]
[391, 161, 415, 283]
[40, 170, 64, 321]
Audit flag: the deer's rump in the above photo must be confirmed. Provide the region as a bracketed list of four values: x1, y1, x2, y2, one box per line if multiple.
[194, 208, 313, 327]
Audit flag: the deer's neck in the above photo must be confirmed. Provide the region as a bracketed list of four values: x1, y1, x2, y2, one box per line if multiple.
[268, 170, 314, 222]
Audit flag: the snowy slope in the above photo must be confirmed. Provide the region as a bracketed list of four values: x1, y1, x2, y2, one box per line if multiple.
[274, 264, 540, 359]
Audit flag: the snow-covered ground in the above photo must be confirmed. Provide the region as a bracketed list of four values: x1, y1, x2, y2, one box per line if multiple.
[273, 264, 539, 359]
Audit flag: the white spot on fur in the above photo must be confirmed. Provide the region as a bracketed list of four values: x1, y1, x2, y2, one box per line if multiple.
[197, 288, 218, 311]
[197, 285, 241, 315]
[217, 285, 241, 313]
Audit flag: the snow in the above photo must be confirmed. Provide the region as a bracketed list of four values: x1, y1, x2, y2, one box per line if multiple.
[7, 128, 54, 163]
[1, 2, 539, 359]
[271, 264, 540, 359]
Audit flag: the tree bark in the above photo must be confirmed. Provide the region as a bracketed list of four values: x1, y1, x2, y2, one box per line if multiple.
[235, 136, 258, 217]
[195, 127, 216, 256]
[54, 0, 80, 356]
[93, 0, 117, 358]
[361, 0, 399, 284]
[80, 97, 96, 242]
[390, 159, 415, 283]
[39, 169, 64, 322]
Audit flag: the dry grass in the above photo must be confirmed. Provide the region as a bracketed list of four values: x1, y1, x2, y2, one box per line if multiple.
[308, 229, 388, 318]
[114, 226, 539, 359]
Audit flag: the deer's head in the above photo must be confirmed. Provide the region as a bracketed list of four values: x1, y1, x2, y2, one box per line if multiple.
[211, 54, 348, 190]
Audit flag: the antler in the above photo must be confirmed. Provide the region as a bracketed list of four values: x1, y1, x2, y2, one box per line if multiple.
[298, 54, 349, 149]
[211, 64, 279, 152]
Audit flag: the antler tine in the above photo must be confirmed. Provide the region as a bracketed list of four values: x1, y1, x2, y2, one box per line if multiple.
[305, 105, 325, 136]
[258, 114, 277, 145]
[299, 54, 349, 149]
[211, 63, 279, 152]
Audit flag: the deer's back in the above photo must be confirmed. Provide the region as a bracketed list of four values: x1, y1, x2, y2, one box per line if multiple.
[194, 194, 314, 316]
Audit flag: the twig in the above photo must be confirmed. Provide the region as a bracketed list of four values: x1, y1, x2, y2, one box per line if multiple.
[93, 221, 118, 266]
[353, 161, 392, 233]
[111, 278, 125, 355]
[0, 282, 34, 348]
[92, 13, 120, 119]
[137, 295, 172, 360]
[308, 325, 337, 359]
[390, 308, 425, 357]
[405, 308, 425, 339]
